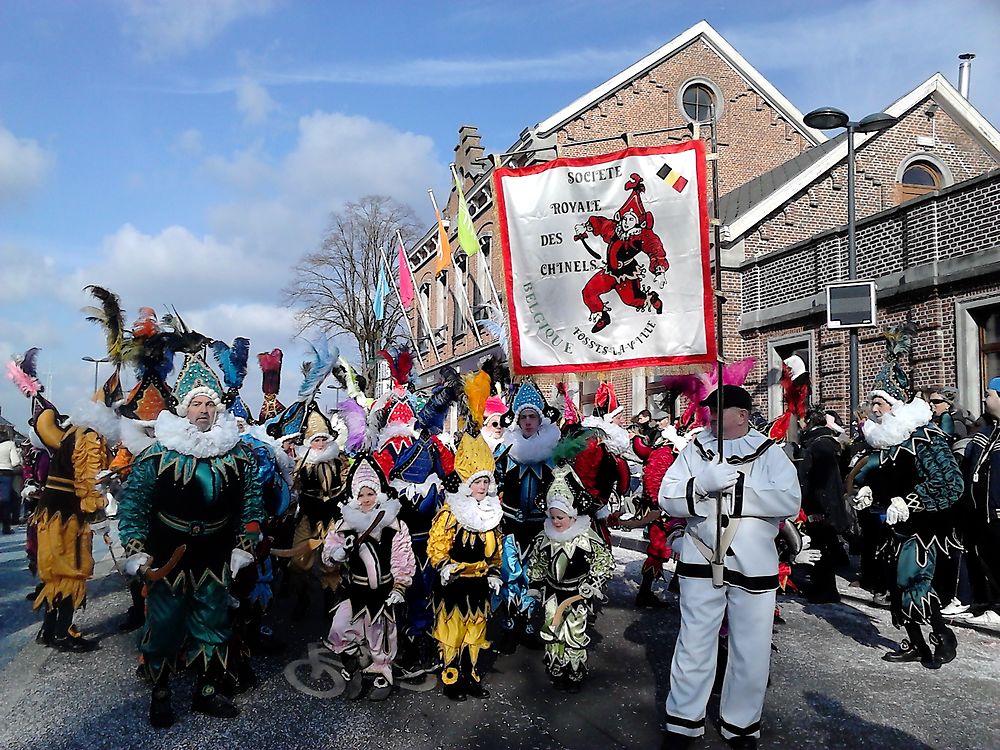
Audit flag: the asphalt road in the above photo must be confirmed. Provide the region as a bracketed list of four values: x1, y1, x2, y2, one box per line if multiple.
[1, 524, 998, 750]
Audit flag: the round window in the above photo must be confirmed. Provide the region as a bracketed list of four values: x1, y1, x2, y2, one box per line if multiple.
[682, 83, 716, 123]
[901, 162, 941, 187]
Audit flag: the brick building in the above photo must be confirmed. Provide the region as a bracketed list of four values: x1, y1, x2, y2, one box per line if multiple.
[403, 21, 1000, 425]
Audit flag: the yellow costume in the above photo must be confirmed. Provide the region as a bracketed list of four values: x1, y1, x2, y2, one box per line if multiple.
[427, 433, 503, 698]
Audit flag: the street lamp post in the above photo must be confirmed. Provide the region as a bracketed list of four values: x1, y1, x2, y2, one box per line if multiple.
[803, 107, 898, 433]
[82, 356, 111, 393]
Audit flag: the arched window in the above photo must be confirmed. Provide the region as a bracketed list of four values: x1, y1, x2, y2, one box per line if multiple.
[897, 160, 943, 203]
[682, 83, 715, 123]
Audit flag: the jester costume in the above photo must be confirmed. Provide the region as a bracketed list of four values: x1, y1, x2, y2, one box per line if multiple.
[527, 467, 614, 690]
[578, 382, 633, 545]
[856, 324, 963, 669]
[118, 352, 264, 726]
[493, 382, 559, 647]
[428, 433, 504, 701]
[321, 456, 415, 701]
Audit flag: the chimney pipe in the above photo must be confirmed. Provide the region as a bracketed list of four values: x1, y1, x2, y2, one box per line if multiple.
[958, 53, 975, 99]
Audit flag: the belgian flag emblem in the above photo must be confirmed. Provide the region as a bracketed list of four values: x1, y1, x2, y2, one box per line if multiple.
[656, 163, 688, 193]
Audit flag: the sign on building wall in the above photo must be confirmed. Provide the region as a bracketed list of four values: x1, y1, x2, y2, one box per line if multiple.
[826, 281, 877, 328]
[493, 141, 716, 374]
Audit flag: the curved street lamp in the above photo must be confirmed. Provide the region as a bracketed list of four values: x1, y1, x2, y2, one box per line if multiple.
[803, 107, 899, 432]
[82, 356, 111, 392]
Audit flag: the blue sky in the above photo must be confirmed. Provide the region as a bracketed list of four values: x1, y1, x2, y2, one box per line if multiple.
[1, 0, 998, 430]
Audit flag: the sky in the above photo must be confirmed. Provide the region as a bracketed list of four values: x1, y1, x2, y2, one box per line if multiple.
[1, 0, 998, 431]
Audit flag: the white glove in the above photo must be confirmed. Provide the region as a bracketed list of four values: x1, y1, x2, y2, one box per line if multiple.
[694, 462, 740, 496]
[125, 552, 151, 577]
[385, 589, 405, 606]
[794, 549, 822, 566]
[439, 562, 460, 585]
[487, 576, 502, 595]
[853, 486, 873, 510]
[800, 534, 812, 550]
[527, 588, 541, 600]
[230, 548, 255, 575]
[885, 497, 910, 526]
[91, 519, 110, 535]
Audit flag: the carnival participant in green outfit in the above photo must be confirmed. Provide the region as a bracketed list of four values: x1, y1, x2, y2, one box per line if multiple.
[118, 351, 264, 728]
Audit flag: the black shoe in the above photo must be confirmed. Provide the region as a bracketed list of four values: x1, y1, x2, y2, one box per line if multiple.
[649, 291, 663, 314]
[191, 685, 239, 718]
[725, 736, 758, 750]
[54, 634, 99, 653]
[291, 593, 310, 621]
[930, 629, 957, 666]
[367, 676, 393, 701]
[341, 669, 366, 701]
[882, 639, 930, 665]
[635, 591, 670, 608]
[442, 681, 467, 702]
[591, 311, 611, 334]
[564, 678, 581, 694]
[149, 687, 175, 728]
[465, 679, 490, 699]
[660, 731, 695, 750]
[2, 526, 12, 535]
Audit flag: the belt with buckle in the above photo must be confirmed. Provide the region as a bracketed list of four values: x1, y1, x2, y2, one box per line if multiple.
[156, 512, 231, 536]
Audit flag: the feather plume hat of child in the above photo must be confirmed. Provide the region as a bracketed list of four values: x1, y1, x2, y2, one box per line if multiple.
[212, 337, 253, 423]
[257, 348, 285, 423]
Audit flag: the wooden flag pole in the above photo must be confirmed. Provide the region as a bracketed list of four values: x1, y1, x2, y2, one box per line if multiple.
[396, 230, 442, 363]
[427, 188, 484, 347]
[378, 238, 425, 370]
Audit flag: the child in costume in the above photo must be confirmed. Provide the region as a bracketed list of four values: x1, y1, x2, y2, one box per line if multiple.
[528, 466, 615, 692]
[321, 455, 415, 701]
[428, 431, 504, 701]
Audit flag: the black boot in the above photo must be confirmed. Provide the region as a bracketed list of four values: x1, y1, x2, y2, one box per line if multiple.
[37, 606, 58, 647]
[591, 311, 611, 334]
[883, 625, 937, 669]
[442, 679, 467, 702]
[464, 674, 490, 699]
[53, 597, 98, 652]
[149, 684, 175, 728]
[930, 627, 958, 666]
[340, 650, 365, 700]
[191, 678, 239, 718]
[635, 569, 669, 608]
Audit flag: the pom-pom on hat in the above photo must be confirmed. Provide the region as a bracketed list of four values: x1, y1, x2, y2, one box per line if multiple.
[173, 353, 225, 416]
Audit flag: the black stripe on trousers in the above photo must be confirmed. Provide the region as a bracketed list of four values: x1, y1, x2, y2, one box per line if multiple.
[720, 717, 762, 736]
[665, 713, 705, 730]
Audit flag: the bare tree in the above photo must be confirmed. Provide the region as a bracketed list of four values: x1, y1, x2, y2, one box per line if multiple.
[285, 195, 421, 393]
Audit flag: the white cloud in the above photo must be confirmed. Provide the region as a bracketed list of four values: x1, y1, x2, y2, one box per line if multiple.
[172, 128, 204, 156]
[236, 77, 276, 125]
[119, 0, 277, 61]
[203, 142, 273, 192]
[0, 244, 56, 302]
[0, 124, 55, 207]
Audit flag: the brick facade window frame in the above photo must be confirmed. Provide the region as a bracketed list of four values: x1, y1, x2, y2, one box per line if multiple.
[894, 152, 953, 204]
[957, 295, 1000, 415]
[677, 77, 724, 125]
[766, 333, 815, 420]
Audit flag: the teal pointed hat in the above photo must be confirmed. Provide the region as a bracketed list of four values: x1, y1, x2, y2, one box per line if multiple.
[173, 352, 225, 415]
[869, 320, 916, 405]
[512, 381, 546, 419]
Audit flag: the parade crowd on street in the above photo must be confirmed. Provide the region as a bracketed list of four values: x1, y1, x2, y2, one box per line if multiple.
[4, 290, 1000, 750]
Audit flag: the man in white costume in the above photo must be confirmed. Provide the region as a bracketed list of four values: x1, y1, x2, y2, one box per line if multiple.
[659, 385, 800, 749]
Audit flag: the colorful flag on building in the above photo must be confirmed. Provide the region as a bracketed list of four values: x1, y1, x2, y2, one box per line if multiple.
[397, 238, 414, 309]
[433, 206, 451, 276]
[373, 257, 390, 322]
[454, 171, 480, 256]
[656, 162, 688, 192]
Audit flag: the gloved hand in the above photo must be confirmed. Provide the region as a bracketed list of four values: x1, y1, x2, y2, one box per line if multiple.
[385, 589, 405, 606]
[853, 486, 873, 510]
[794, 549, 822, 566]
[695, 462, 740, 496]
[579, 581, 600, 600]
[487, 576, 502, 595]
[125, 552, 151, 577]
[439, 562, 460, 585]
[800, 534, 812, 550]
[330, 546, 348, 563]
[230, 548, 255, 574]
[886, 496, 910, 525]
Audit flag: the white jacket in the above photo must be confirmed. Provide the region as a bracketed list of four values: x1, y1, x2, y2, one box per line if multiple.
[659, 428, 800, 592]
[0, 441, 21, 472]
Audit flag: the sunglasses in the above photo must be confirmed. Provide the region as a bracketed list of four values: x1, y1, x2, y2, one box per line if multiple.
[928, 398, 947, 405]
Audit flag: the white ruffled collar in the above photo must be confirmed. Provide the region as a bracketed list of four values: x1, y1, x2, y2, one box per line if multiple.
[69, 400, 120, 442]
[340, 496, 401, 538]
[502, 420, 561, 464]
[154, 410, 241, 458]
[542, 514, 593, 543]
[447, 490, 503, 532]
[862, 399, 933, 449]
[297, 442, 341, 465]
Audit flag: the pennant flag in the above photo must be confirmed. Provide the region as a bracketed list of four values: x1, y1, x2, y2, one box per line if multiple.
[656, 162, 688, 192]
[373, 258, 390, 321]
[454, 171, 480, 256]
[434, 206, 451, 276]
[397, 239, 414, 309]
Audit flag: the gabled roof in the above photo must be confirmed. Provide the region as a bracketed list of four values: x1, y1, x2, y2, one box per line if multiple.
[534, 20, 825, 146]
[725, 73, 1000, 241]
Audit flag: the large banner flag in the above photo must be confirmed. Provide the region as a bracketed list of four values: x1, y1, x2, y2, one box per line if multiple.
[493, 141, 715, 374]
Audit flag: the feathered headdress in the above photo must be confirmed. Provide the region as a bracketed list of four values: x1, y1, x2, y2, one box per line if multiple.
[298, 338, 339, 403]
[335, 397, 369, 453]
[463, 369, 491, 435]
[475, 303, 509, 359]
[117, 308, 178, 421]
[556, 382, 580, 425]
[379, 348, 414, 390]
[7, 347, 42, 398]
[212, 337, 253, 421]
[656, 357, 756, 430]
[870, 318, 918, 405]
[416, 366, 464, 435]
[82, 286, 126, 368]
[257, 348, 285, 423]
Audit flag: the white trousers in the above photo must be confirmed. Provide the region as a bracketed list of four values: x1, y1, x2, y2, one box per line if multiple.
[665, 577, 776, 740]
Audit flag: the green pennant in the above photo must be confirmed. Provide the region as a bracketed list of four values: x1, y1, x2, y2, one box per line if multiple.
[454, 171, 480, 256]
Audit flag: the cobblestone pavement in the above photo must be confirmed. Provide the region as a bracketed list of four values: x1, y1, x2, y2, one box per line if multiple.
[1, 524, 999, 750]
